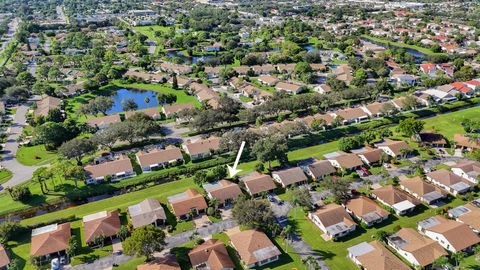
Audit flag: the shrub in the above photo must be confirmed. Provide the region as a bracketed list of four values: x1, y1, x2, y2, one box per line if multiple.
[8, 186, 31, 202]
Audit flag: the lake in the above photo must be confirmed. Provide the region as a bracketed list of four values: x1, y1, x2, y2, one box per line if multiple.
[106, 88, 159, 114]
[360, 37, 426, 60]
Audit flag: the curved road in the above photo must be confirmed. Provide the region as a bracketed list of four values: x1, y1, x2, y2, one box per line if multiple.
[1, 104, 41, 189]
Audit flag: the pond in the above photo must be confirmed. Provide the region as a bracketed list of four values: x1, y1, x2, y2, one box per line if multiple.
[360, 37, 426, 60]
[106, 88, 159, 115]
[165, 51, 216, 64]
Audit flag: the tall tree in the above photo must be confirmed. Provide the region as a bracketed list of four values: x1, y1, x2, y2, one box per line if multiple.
[58, 138, 95, 165]
[251, 134, 288, 169]
[123, 225, 165, 260]
[232, 195, 274, 229]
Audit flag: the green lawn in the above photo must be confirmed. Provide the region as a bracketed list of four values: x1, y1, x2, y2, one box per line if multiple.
[0, 169, 12, 185]
[239, 95, 254, 102]
[422, 106, 480, 140]
[16, 144, 58, 166]
[361, 34, 447, 56]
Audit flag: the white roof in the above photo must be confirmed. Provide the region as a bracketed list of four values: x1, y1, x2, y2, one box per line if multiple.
[392, 200, 416, 212]
[83, 210, 108, 222]
[32, 223, 58, 236]
[347, 242, 374, 257]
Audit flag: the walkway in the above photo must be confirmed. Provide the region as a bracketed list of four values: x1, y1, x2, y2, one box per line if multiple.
[1, 104, 41, 189]
[270, 199, 329, 270]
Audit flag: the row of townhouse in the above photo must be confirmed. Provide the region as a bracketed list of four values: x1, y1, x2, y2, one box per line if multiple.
[83, 137, 222, 184]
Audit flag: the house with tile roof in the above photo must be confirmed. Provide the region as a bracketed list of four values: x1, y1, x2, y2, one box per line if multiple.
[30, 223, 71, 259]
[167, 189, 208, 219]
[418, 215, 480, 252]
[448, 199, 480, 233]
[257, 75, 279, 86]
[375, 139, 411, 158]
[301, 160, 336, 180]
[325, 151, 364, 172]
[83, 211, 121, 245]
[203, 180, 242, 207]
[308, 204, 356, 239]
[451, 160, 480, 184]
[135, 146, 184, 172]
[188, 239, 234, 270]
[355, 147, 384, 165]
[84, 155, 135, 184]
[387, 228, 447, 268]
[125, 108, 161, 120]
[242, 173, 277, 197]
[347, 240, 410, 270]
[34, 96, 62, 117]
[86, 114, 122, 130]
[426, 169, 474, 196]
[271, 167, 308, 188]
[230, 229, 281, 268]
[400, 176, 447, 205]
[454, 134, 480, 151]
[162, 103, 195, 121]
[182, 137, 221, 160]
[344, 196, 389, 227]
[136, 255, 181, 270]
[128, 198, 166, 228]
[275, 81, 305, 94]
[371, 185, 418, 215]
[333, 107, 369, 124]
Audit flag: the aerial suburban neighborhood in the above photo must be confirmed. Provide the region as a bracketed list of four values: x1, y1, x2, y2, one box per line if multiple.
[0, 0, 479, 269]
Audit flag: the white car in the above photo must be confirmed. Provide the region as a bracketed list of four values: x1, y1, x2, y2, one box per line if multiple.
[51, 258, 60, 270]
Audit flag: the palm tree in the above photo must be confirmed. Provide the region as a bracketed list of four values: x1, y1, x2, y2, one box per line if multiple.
[452, 251, 466, 267]
[280, 225, 293, 253]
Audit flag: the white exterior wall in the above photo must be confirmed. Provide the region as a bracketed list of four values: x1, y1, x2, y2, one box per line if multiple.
[451, 168, 478, 184]
[387, 241, 420, 267]
[420, 228, 457, 253]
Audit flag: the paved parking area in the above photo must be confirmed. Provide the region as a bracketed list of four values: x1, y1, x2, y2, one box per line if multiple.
[193, 215, 211, 228]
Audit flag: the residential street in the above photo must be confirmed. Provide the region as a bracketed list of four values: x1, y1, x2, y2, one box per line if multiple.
[1, 104, 43, 189]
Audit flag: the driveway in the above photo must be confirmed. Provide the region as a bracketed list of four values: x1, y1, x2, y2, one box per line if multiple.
[270, 199, 329, 269]
[1, 104, 44, 189]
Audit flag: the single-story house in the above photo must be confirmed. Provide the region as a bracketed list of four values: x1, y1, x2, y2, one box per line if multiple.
[426, 169, 474, 196]
[30, 223, 71, 260]
[314, 84, 331, 94]
[162, 103, 195, 121]
[203, 180, 242, 207]
[230, 229, 281, 268]
[356, 147, 384, 165]
[135, 146, 184, 172]
[371, 185, 419, 215]
[363, 102, 386, 118]
[188, 239, 234, 270]
[84, 155, 135, 184]
[275, 82, 305, 94]
[302, 160, 336, 180]
[387, 228, 447, 268]
[182, 137, 221, 160]
[308, 204, 356, 239]
[167, 189, 208, 219]
[86, 114, 122, 130]
[125, 108, 161, 120]
[375, 139, 411, 158]
[333, 107, 369, 124]
[415, 132, 447, 147]
[344, 196, 389, 227]
[83, 210, 121, 245]
[257, 75, 279, 86]
[347, 241, 410, 270]
[454, 134, 480, 151]
[418, 215, 480, 253]
[34, 96, 62, 117]
[448, 199, 480, 233]
[128, 198, 166, 228]
[271, 167, 308, 188]
[451, 160, 480, 184]
[242, 173, 277, 197]
[325, 151, 364, 171]
[399, 176, 447, 205]
[136, 255, 181, 270]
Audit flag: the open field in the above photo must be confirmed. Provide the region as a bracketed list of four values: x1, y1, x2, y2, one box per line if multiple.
[422, 106, 480, 140]
[16, 144, 58, 166]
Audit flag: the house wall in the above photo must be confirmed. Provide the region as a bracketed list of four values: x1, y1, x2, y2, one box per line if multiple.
[387, 240, 420, 267]
[451, 168, 478, 184]
[419, 227, 457, 253]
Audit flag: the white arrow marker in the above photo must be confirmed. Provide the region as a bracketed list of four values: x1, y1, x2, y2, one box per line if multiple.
[227, 141, 246, 178]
